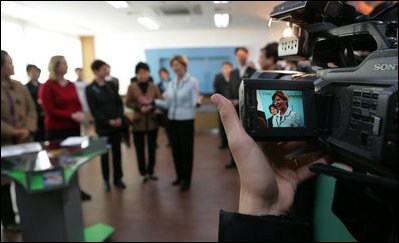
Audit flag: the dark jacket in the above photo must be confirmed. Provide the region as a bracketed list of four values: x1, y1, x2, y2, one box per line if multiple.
[228, 66, 256, 100]
[213, 73, 230, 98]
[26, 81, 44, 117]
[86, 81, 123, 134]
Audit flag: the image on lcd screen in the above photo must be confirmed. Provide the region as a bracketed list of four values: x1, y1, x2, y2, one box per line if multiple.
[256, 90, 305, 128]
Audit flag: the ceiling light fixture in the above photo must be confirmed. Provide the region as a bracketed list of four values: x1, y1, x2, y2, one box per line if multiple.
[106, 1, 128, 9]
[213, 1, 229, 4]
[214, 13, 229, 28]
[137, 16, 160, 30]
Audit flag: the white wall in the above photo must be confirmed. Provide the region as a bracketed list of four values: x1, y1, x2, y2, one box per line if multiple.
[2, 12, 286, 95]
[94, 24, 286, 95]
[1, 17, 82, 84]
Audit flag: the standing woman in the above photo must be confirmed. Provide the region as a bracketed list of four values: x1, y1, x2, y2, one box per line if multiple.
[1, 50, 37, 232]
[38, 55, 91, 200]
[126, 62, 161, 183]
[146, 55, 198, 191]
[86, 60, 126, 191]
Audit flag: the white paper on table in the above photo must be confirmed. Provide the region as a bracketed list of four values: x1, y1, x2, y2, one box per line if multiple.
[1, 142, 42, 158]
[60, 136, 88, 147]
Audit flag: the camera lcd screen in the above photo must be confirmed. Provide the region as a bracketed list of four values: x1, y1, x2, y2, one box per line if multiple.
[256, 90, 305, 128]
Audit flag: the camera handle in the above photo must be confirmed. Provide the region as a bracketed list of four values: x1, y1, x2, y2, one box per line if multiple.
[310, 163, 398, 242]
[309, 163, 398, 191]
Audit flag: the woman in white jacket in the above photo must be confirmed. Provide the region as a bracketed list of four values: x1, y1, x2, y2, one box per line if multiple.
[142, 55, 198, 191]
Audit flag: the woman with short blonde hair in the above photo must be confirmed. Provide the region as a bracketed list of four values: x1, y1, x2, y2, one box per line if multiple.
[47, 55, 65, 80]
[39, 55, 91, 200]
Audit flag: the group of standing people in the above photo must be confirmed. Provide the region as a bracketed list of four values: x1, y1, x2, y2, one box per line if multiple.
[1, 50, 201, 205]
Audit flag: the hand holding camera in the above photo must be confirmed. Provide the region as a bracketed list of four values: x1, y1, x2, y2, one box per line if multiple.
[211, 93, 330, 216]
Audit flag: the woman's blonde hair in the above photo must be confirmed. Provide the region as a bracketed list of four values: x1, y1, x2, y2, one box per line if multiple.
[48, 55, 64, 80]
[170, 55, 188, 70]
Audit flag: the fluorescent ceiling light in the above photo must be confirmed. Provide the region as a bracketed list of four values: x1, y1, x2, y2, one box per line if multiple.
[214, 13, 229, 28]
[106, 1, 128, 9]
[137, 17, 160, 30]
[213, 1, 229, 4]
[1, 1, 93, 35]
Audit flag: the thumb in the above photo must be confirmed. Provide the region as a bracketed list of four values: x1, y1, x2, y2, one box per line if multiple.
[211, 94, 253, 151]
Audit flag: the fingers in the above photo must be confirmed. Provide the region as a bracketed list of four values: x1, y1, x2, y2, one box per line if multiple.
[210, 94, 254, 151]
[277, 141, 308, 155]
[296, 156, 330, 183]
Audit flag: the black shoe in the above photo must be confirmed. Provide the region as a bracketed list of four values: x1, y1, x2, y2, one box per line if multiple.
[104, 181, 111, 191]
[4, 224, 21, 233]
[141, 176, 149, 184]
[114, 179, 126, 189]
[148, 175, 158, 181]
[180, 184, 190, 192]
[225, 161, 236, 169]
[172, 179, 181, 186]
[80, 190, 91, 201]
[218, 144, 228, 149]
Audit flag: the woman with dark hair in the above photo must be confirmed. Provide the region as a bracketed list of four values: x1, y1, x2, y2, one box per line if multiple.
[86, 59, 126, 191]
[1, 50, 37, 232]
[127, 62, 161, 183]
[271, 90, 301, 127]
[267, 104, 278, 128]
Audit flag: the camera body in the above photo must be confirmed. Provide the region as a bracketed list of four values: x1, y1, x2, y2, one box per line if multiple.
[239, 1, 398, 177]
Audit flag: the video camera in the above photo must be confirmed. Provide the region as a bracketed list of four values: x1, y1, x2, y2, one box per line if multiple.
[239, 1, 398, 177]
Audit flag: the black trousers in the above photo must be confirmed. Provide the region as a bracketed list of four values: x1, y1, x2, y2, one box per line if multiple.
[99, 132, 123, 182]
[170, 120, 194, 186]
[34, 116, 45, 142]
[1, 184, 16, 226]
[45, 128, 80, 141]
[133, 129, 158, 176]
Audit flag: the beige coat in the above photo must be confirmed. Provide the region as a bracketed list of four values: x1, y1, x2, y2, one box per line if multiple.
[126, 82, 161, 132]
[1, 79, 37, 184]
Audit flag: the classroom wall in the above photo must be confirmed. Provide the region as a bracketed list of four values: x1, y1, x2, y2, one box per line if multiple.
[94, 24, 286, 95]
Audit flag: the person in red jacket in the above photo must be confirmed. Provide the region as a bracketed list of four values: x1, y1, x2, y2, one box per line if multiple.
[38, 55, 91, 201]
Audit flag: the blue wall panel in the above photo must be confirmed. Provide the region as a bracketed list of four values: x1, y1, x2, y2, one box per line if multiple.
[145, 47, 237, 94]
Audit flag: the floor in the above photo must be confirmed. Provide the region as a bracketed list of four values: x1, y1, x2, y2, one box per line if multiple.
[1, 130, 241, 242]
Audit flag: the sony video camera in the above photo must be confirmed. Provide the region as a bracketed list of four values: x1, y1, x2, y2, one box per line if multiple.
[239, 1, 398, 177]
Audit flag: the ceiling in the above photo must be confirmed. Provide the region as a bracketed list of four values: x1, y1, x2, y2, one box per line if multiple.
[1, 1, 285, 35]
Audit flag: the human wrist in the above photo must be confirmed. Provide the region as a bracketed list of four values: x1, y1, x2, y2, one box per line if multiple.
[239, 191, 286, 217]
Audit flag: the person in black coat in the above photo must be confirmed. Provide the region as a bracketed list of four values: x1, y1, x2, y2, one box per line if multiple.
[225, 47, 256, 168]
[86, 60, 126, 191]
[213, 62, 233, 149]
[25, 64, 45, 141]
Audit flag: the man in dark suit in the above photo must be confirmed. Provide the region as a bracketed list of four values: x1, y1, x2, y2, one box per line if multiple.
[25, 64, 45, 141]
[225, 47, 256, 169]
[213, 62, 233, 149]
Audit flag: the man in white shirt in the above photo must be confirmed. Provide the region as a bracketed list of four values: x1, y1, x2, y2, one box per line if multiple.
[74, 67, 90, 135]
